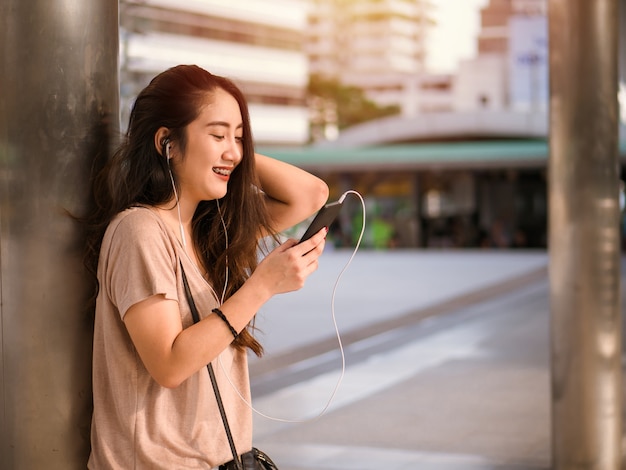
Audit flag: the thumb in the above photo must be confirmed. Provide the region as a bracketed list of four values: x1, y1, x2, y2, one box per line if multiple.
[269, 238, 297, 255]
[279, 238, 298, 250]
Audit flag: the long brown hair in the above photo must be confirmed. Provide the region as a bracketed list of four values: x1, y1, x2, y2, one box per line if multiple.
[84, 65, 276, 355]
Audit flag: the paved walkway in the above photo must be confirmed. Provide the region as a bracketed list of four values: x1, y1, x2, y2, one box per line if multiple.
[252, 249, 548, 357]
[245, 250, 554, 469]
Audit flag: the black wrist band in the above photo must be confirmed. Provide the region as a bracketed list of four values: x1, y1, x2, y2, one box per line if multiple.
[212, 308, 238, 339]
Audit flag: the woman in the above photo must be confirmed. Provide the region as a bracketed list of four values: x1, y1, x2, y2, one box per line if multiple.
[85, 65, 329, 468]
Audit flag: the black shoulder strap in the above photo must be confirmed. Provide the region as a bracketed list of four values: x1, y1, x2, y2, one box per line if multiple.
[180, 261, 243, 470]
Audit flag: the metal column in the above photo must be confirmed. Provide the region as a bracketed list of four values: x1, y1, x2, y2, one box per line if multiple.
[548, 1, 622, 468]
[0, 1, 119, 469]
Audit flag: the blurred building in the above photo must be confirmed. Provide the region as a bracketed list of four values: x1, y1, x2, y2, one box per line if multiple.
[119, 0, 310, 145]
[306, 0, 433, 109]
[477, 0, 546, 54]
[403, 0, 548, 115]
[263, 0, 558, 249]
[356, 0, 548, 118]
[455, 0, 548, 112]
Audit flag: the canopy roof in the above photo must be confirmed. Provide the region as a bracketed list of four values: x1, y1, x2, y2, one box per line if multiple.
[258, 139, 626, 173]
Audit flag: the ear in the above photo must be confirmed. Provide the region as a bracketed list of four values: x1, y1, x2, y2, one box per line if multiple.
[154, 127, 170, 156]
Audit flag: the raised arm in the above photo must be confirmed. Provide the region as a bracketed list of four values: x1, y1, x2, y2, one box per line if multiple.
[255, 153, 329, 232]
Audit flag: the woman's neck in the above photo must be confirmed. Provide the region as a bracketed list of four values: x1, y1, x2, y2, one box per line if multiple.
[154, 199, 194, 249]
[154, 202, 210, 277]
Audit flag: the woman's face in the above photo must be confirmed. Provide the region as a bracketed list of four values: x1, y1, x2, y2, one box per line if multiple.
[175, 88, 244, 204]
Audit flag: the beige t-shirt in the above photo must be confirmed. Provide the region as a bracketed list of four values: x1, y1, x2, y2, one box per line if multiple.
[88, 207, 252, 469]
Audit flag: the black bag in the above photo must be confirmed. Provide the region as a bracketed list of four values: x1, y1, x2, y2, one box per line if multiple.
[219, 447, 278, 470]
[180, 263, 279, 470]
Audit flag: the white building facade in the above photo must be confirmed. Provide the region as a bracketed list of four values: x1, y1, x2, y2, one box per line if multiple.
[454, 0, 548, 113]
[120, 0, 310, 145]
[401, 0, 548, 117]
[307, 0, 432, 108]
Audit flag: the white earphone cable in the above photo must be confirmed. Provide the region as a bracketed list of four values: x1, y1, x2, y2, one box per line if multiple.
[216, 199, 229, 305]
[166, 149, 187, 249]
[219, 189, 366, 423]
[168, 161, 366, 422]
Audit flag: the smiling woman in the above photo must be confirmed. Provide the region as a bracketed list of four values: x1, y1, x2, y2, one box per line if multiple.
[82, 64, 329, 469]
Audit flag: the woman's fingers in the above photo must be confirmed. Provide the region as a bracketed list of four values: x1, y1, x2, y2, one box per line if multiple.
[293, 227, 327, 257]
[257, 227, 327, 294]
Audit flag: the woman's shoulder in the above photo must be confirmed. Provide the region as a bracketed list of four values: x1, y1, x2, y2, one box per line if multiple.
[109, 205, 158, 230]
[111, 205, 159, 225]
[105, 206, 172, 247]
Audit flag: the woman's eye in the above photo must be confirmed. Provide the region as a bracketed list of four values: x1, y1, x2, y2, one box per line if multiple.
[211, 134, 225, 141]
[235, 136, 243, 144]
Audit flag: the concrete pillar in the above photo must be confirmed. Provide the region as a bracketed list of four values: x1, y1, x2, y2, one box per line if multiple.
[548, 1, 622, 468]
[0, 1, 119, 468]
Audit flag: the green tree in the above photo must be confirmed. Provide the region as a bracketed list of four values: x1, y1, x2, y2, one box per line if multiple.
[307, 74, 400, 136]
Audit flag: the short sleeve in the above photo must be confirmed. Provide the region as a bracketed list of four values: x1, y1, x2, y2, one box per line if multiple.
[101, 209, 179, 319]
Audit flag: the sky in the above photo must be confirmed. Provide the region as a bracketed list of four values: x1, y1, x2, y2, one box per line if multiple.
[426, 0, 489, 73]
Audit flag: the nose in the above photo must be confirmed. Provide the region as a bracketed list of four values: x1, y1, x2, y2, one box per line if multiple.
[223, 137, 242, 163]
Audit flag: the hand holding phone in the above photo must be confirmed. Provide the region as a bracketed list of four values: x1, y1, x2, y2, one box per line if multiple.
[298, 200, 343, 243]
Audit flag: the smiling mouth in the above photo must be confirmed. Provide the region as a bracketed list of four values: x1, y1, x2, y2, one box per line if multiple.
[213, 167, 232, 177]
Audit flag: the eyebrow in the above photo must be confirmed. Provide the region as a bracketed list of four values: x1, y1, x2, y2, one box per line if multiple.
[206, 121, 243, 129]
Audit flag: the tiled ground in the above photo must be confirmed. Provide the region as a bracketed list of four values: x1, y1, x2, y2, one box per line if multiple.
[249, 257, 553, 470]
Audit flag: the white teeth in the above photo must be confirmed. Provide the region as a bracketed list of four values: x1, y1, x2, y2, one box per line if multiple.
[213, 168, 231, 176]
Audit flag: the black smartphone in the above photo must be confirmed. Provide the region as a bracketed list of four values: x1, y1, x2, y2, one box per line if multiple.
[298, 200, 343, 243]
